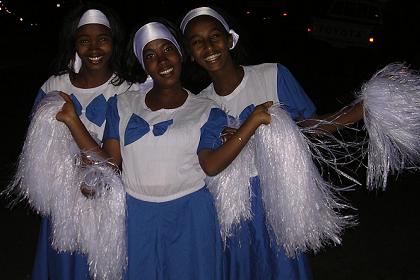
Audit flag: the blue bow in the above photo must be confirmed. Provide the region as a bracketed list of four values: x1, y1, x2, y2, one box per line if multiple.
[239, 104, 255, 123]
[124, 113, 173, 146]
[226, 104, 255, 128]
[70, 94, 107, 127]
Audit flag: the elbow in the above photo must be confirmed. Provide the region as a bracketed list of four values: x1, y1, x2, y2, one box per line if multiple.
[199, 157, 221, 177]
[198, 149, 225, 176]
[201, 164, 220, 177]
[204, 169, 219, 177]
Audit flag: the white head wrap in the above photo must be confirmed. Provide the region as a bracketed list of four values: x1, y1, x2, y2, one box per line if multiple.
[133, 22, 182, 70]
[72, 9, 111, 73]
[77, 9, 110, 29]
[179, 7, 239, 49]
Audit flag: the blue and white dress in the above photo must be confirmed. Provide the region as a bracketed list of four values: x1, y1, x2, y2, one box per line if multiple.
[32, 74, 140, 280]
[200, 63, 316, 280]
[103, 90, 226, 280]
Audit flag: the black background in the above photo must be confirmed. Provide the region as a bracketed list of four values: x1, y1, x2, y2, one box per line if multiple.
[1, 0, 419, 279]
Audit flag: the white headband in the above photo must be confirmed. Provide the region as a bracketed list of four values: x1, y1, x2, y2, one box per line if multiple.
[77, 9, 110, 29]
[179, 7, 239, 49]
[133, 22, 182, 69]
[73, 9, 111, 73]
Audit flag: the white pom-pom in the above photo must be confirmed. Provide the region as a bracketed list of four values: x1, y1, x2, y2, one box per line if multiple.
[6, 91, 127, 279]
[255, 105, 352, 257]
[7, 92, 78, 218]
[74, 159, 127, 280]
[205, 141, 255, 244]
[358, 63, 420, 189]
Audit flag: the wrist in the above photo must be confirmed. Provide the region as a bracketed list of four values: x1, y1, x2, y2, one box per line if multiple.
[238, 119, 258, 139]
[242, 117, 259, 132]
[64, 114, 82, 129]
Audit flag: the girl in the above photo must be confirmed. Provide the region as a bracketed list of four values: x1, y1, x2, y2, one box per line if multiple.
[180, 6, 363, 280]
[56, 19, 271, 280]
[32, 4, 139, 279]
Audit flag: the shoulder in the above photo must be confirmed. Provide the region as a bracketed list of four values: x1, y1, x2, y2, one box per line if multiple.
[275, 63, 294, 76]
[245, 63, 278, 75]
[189, 93, 220, 110]
[108, 91, 145, 120]
[41, 74, 70, 93]
[116, 90, 145, 105]
[107, 77, 142, 95]
[197, 83, 214, 98]
[189, 94, 226, 123]
[244, 64, 279, 84]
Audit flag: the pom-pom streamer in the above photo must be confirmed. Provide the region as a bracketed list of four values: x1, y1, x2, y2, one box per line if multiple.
[72, 157, 127, 280]
[6, 92, 77, 216]
[205, 140, 255, 244]
[358, 63, 420, 189]
[255, 105, 353, 257]
[5, 92, 127, 279]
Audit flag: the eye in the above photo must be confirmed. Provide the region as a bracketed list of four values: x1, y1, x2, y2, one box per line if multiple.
[190, 38, 203, 47]
[144, 52, 155, 60]
[164, 45, 175, 53]
[78, 38, 89, 45]
[98, 36, 111, 43]
[210, 33, 222, 41]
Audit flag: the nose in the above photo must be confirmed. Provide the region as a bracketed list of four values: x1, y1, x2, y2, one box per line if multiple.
[203, 39, 214, 51]
[89, 40, 99, 51]
[157, 52, 169, 65]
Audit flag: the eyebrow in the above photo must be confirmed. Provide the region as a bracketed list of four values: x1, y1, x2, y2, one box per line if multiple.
[188, 26, 224, 38]
[76, 32, 111, 38]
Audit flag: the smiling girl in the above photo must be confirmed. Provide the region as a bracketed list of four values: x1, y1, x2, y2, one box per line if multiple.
[55, 18, 272, 279]
[180, 6, 363, 280]
[31, 4, 139, 279]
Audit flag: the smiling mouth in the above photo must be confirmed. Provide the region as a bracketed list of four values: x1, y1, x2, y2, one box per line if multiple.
[160, 67, 174, 75]
[204, 53, 221, 63]
[88, 56, 104, 63]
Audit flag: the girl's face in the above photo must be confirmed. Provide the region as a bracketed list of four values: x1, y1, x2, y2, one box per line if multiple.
[185, 16, 233, 73]
[143, 39, 182, 88]
[75, 24, 113, 72]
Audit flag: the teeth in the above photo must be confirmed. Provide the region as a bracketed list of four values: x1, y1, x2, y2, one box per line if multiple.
[88, 56, 103, 62]
[204, 53, 221, 62]
[160, 67, 173, 75]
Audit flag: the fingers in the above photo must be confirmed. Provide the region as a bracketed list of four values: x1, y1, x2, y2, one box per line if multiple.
[58, 91, 72, 102]
[253, 101, 273, 125]
[263, 101, 273, 108]
[222, 127, 238, 135]
[80, 184, 96, 199]
[255, 101, 273, 112]
[220, 126, 237, 143]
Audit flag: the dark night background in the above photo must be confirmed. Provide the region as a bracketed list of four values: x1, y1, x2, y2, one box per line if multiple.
[1, 0, 419, 279]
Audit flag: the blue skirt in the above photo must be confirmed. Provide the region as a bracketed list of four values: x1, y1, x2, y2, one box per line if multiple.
[223, 176, 312, 280]
[32, 217, 91, 280]
[125, 187, 223, 280]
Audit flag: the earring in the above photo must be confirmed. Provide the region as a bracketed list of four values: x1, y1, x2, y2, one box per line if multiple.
[73, 53, 82, 73]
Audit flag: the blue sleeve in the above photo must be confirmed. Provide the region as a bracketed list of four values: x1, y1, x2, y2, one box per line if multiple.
[197, 107, 227, 153]
[31, 89, 46, 113]
[276, 64, 316, 120]
[103, 95, 120, 141]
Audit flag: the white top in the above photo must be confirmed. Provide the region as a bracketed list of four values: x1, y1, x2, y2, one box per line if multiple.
[104, 90, 226, 202]
[37, 74, 143, 141]
[200, 63, 316, 120]
[200, 63, 317, 176]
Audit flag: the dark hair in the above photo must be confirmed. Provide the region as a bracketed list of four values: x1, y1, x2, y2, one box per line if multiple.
[124, 17, 187, 84]
[178, 6, 250, 93]
[51, 2, 126, 85]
